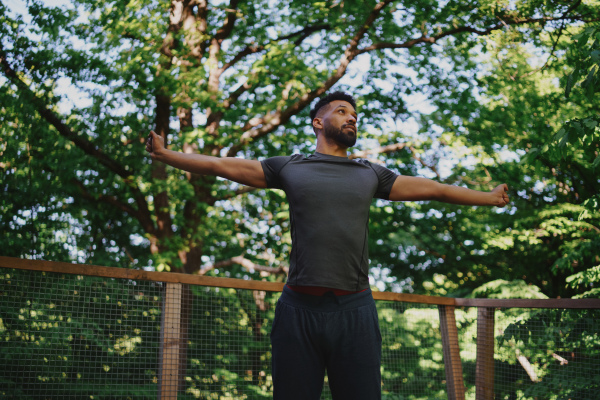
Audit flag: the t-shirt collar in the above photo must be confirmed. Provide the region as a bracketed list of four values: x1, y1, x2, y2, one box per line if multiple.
[313, 151, 349, 160]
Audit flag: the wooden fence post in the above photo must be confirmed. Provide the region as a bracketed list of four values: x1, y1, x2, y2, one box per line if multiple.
[438, 305, 466, 400]
[158, 282, 183, 400]
[476, 307, 496, 400]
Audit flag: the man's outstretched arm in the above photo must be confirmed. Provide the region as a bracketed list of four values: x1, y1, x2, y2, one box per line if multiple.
[145, 131, 267, 188]
[388, 175, 509, 207]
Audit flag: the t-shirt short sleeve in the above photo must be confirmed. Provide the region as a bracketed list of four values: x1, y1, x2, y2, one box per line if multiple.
[366, 162, 399, 200]
[260, 155, 295, 189]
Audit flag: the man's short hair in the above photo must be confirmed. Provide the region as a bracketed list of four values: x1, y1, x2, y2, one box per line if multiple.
[309, 91, 357, 121]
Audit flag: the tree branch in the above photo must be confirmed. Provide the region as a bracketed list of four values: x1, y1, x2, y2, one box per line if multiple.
[70, 177, 156, 234]
[563, 0, 583, 18]
[0, 46, 156, 233]
[204, 23, 335, 149]
[461, 167, 493, 186]
[198, 255, 288, 276]
[212, 22, 334, 126]
[220, 24, 332, 74]
[192, 0, 210, 60]
[349, 142, 410, 159]
[153, 0, 196, 239]
[1, 50, 129, 180]
[212, 185, 258, 203]
[220, 44, 262, 72]
[205, 1, 244, 137]
[518, 23, 566, 79]
[222, 5, 597, 157]
[217, 6, 598, 156]
[214, 0, 240, 43]
[357, 15, 597, 55]
[225, 0, 393, 156]
[408, 146, 442, 180]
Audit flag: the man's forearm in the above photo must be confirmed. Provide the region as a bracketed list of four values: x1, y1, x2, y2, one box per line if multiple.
[389, 176, 508, 207]
[150, 146, 267, 188]
[154, 149, 218, 175]
[436, 184, 495, 206]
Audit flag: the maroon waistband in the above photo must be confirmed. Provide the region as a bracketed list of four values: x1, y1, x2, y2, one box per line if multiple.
[286, 284, 367, 296]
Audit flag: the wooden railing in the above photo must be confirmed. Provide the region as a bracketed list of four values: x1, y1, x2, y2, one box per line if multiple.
[1, 256, 599, 400]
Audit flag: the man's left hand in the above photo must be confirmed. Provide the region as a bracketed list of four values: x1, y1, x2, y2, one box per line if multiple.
[490, 184, 509, 207]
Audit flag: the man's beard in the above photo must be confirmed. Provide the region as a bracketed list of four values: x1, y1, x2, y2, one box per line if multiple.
[323, 123, 357, 148]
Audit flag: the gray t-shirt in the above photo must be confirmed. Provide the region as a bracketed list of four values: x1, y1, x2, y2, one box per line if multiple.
[261, 152, 398, 291]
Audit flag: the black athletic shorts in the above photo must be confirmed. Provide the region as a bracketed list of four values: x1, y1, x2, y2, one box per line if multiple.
[270, 285, 382, 400]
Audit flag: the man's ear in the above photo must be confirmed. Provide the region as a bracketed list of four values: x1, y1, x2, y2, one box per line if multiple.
[312, 117, 323, 131]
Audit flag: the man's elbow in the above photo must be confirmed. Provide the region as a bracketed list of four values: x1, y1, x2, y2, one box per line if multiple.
[429, 184, 449, 202]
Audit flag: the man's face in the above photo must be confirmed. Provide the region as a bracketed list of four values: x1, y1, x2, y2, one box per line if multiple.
[320, 100, 358, 148]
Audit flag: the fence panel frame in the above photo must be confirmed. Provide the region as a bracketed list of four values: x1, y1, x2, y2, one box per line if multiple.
[158, 282, 183, 400]
[438, 305, 466, 400]
[2, 256, 600, 399]
[475, 307, 496, 400]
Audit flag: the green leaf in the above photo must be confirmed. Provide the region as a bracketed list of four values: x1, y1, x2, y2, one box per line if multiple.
[520, 148, 540, 164]
[576, 33, 590, 48]
[558, 130, 570, 147]
[583, 118, 598, 129]
[553, 127, 567, 142]
[582, 65, 598, 88]
[565, 72, 575, 98]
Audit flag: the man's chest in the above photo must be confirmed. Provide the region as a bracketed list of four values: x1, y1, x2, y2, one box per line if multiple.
[280, 163, 377, 209]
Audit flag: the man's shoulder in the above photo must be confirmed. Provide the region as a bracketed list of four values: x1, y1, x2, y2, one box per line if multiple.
[261, 154, 306, 176]
[353, 158, 399, 181]
[352, 158, 372, 166]
[352, 158, 386, 171]
[263, 154, 306, 162]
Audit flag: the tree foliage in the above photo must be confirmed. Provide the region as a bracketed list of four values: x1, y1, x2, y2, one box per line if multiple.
[2, 3, 600, 398]
[1, 0, 599, 300]
[523, 21, 600, 297]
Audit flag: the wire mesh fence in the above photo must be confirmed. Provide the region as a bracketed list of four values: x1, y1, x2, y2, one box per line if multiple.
[1, 268, 162, 399]
[482, 307, 600, 400]
[1, 262, 599, 400]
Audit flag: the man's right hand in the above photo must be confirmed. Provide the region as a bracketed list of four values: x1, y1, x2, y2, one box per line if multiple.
[143, 129, 267, 188]
[145, 131, 165, 158]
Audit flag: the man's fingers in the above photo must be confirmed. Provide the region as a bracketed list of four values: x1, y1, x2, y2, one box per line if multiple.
[146, 131, 158, 153]
[502, 184, 509, 204]
[145, 134, 153, 153]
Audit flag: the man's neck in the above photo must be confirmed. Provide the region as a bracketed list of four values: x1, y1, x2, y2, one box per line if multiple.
[315, 140, 349, 158]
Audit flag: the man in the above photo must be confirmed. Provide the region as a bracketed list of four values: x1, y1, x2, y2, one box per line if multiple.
[146, 91, 509, 399]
